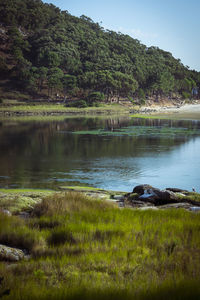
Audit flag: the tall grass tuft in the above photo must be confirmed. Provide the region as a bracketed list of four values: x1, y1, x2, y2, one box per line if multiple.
[32, 192, 115, 217]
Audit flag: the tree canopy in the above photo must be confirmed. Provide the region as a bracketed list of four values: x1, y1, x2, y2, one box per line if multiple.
[0, 0, 199, 102]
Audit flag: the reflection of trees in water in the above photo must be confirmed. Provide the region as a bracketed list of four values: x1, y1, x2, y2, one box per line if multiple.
[0, 117, 200, 188]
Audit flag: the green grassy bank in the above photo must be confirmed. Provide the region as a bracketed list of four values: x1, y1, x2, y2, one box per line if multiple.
[0, 191, 200, 299]
[0, 103, 131, 116]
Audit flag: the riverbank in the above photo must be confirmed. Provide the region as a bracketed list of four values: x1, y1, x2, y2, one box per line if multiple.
[1, 184, 200, 216]
[1, 100, 200, 120]
[0, 103, 131, 117]
[138, 101, 200, 120]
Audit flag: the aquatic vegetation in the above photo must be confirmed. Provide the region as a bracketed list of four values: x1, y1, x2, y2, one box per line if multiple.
[72, 125, 200, 138]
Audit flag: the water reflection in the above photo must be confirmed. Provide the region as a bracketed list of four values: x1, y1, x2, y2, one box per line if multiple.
[0, 116, 200, 191]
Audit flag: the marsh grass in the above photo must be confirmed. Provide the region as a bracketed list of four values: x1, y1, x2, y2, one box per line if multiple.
[0, 103, 130, 115]
[0, 192, 200, 299]
[32, 192, 115, 217]
[0, 213, 44, 251]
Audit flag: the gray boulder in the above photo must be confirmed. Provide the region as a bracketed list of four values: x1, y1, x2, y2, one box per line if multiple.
[189, 207, 200, 212]
[132, 185, 179, 205]
[132, 184, 154, 195]
[166, 187, 188, 193]
[153, 189, 178, 205]
[0, 244, 25, 262]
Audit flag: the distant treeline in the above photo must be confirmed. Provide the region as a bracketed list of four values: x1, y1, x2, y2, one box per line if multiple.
[0, 0, 200, 103]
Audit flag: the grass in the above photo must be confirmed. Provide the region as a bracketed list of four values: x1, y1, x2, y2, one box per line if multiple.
[59, 185, 107, 192]
[0, 191, 200, 299]
[131, 113, 168, 119]
[0, 103, 130, 115]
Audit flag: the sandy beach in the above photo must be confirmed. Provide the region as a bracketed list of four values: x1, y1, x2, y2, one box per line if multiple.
[150, 102, 200, 120]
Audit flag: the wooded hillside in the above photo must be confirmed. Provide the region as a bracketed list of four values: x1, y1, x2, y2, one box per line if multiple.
[0, 0, 199, 104]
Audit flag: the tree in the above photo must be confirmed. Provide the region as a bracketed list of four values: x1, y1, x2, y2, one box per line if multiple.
[62, 74, 77, 98]
[47, 67, 64, 97]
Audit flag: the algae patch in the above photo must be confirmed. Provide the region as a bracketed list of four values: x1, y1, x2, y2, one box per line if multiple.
[71, 126, 200, 138]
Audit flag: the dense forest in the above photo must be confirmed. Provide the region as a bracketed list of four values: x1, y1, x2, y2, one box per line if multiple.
[0, 0, 200, 105]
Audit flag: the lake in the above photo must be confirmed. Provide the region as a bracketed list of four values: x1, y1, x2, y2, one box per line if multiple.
[0, 116, 200, 192]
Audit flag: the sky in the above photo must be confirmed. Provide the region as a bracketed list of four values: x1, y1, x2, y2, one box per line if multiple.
[44, 0, 200, 71]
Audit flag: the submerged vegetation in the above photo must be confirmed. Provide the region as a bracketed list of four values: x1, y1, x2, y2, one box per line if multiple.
[0, 192, 200, 299]
[72, 125, 200, 138]
[0, 0, 200, 105]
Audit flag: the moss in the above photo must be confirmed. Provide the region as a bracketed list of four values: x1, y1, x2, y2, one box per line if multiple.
[0, 189, 53, 213]
[176, 192, 200, 203]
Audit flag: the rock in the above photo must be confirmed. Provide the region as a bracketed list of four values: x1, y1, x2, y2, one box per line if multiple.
[138, 206, 158, 210]
[125, 198, 154, 208]
[153, 189, 178, 205]
[189, 207, 200, 212]
[132, 184, 154, 195]
[0, 209, 12, 216]
[132, 185, 179, 205]
[166, 187, 188, 193]
[159, 203, 192, 210]
[138, 189, 158, 204]
[0, 244, 25, 262]
[112, 195, 124, 201]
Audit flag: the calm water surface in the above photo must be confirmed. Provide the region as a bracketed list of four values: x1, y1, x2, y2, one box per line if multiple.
[0, 116, 200, 192]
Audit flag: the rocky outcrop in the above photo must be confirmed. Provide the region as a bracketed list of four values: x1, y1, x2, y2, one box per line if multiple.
[0, 244, 25, 262]
[132, 184, 153, 195]
[124, 184, 200, 210]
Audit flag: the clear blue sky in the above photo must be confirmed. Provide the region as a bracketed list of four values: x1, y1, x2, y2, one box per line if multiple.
[44, 0, 200, 71]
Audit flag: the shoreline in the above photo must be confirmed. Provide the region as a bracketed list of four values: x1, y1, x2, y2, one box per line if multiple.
[136, 100, 200, 120]
[1, 185, 200, 214]
[0, 100, 200, 120]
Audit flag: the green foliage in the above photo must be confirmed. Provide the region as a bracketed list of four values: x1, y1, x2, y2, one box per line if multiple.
[87, 92, 105, 103]
[182, 91, 191, 99]
[0, 57, 8, 77]
[0, 0, 200, 101]
[65, 100, 88, 108]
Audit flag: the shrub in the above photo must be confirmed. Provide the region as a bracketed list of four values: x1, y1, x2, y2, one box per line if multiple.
[65, 100, 88, 108]
[182, 91, 191, 99]
[138, 88, 145, 100]
[87, 92, 105, 104]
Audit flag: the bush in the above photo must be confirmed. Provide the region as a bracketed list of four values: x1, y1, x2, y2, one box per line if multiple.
[65, 100, 88, 108]
[138, 88, 145, 100]
[87, 92, 105, 103]
[128, 96, 135, 105]
[182, 91, 191, 99]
